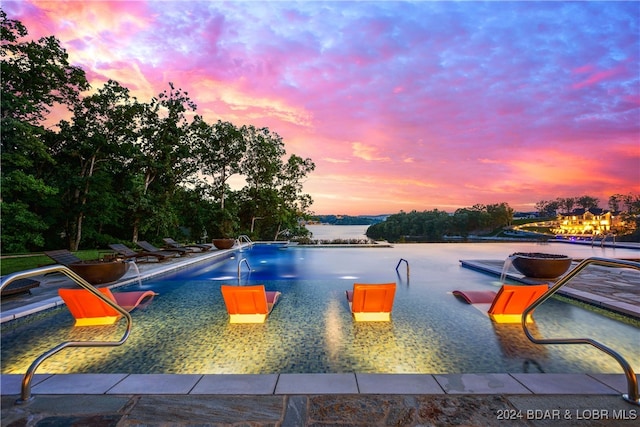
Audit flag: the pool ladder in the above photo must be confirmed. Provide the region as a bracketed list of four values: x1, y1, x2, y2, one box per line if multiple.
[396, 258, 410, 278]
[237, 258, 251, 283]
[237, 235, 253, 248]
[0, 265, 133, 405]
[522, 257, 639, 406]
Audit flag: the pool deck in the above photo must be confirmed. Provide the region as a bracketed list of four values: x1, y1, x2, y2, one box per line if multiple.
[2, 244, 639, 425]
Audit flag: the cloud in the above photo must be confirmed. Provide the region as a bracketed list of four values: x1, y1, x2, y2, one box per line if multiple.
[352, 142, 391, 162]
[323, 158, 350, 164]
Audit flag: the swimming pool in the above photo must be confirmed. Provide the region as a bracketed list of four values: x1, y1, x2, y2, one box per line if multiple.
[2, 242, 638, 375]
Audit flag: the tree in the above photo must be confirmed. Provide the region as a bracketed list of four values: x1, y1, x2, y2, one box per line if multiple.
[233, 127, 315, 240]
[557, 197, 575, 214]
[170, 184, 216, 242]
[575, 195, 599, 210]
[609, 194, 623, 212]
[535, 200, 559, 217]
[1, 10, 89, 251]
[194, 119, 245, 212]
[241, 125, 286, 190]
[237, 125, 286, 238]
[128, 83, 198, 242]
[54, 80, 140, 250]
[271, 154, 315, 239]
[486, 203, 514, 228]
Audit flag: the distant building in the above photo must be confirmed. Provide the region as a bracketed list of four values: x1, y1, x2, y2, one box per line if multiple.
[554, 208, 626, 237]
[513, 212, 539, 219]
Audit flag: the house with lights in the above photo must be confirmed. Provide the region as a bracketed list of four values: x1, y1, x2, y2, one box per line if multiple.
[553, 208, 626, 238]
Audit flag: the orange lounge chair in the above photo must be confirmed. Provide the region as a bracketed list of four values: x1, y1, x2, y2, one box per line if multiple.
[452, 284, 548, 323]
[220, 284, 281, 323]
[346, 282, 396, 321]
[58, 287, 158, 326]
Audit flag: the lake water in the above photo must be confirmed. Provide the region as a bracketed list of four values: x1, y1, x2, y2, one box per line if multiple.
[305, 224, 370, 240]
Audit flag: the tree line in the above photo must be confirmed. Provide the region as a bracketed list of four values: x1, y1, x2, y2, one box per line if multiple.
[367, 194, 640, 243]
[312, 215, 384, 226]
[1, 11, 315, 253]
[366, 203, 514, 242]
[534, 194, 640, 216]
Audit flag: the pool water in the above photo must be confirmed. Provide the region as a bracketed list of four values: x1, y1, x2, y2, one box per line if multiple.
[1, 242, 638, 375]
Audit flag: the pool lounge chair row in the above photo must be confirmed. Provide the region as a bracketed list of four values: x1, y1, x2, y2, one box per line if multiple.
[162, 238, 212, 252]
[54, 282, 548, 328]
[108, 239, 212, 263]
[221, 283, 398, 324]
[222, 283, 549, 324]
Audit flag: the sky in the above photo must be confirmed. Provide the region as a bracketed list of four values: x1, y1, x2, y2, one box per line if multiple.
[3, 1, 639, 215]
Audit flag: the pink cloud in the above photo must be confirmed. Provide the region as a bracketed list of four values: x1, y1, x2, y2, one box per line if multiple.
[572, 66, 626, 90]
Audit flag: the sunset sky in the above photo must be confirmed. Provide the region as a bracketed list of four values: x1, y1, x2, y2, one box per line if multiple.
[3, 1, 639, 215]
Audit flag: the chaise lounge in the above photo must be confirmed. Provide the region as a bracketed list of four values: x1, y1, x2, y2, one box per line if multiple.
[58, 287, 158, 326]
[452, 284, 548, 323]
[220, 284, 281, 323]
[108, 243, 174, 263]
[137, 240, 187, 256]
[163, 237, 211, 252]
[346, 282, 396, 321]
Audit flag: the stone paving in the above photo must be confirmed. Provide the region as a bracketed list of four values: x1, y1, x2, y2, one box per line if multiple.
[2, 393, 640, 426]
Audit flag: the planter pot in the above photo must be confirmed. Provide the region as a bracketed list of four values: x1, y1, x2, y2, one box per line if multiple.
[213, 238, 236, 250]
[510, 252, 572, 279]
[69, 260, 129, 285]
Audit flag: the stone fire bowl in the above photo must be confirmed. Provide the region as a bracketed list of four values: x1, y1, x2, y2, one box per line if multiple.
[213, 238, 236, 250]
[69, 260, 129, 285]
[510, 252, 572, 279]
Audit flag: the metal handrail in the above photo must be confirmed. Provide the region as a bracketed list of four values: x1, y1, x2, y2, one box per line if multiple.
[0, 265, 133, 404]
[237, 235, 253, 247]
[237, 258, 251, 283]
[395, 258, 410, 278]
[522, 257, 639, 406]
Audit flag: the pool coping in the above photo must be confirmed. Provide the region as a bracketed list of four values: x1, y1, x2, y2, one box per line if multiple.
[1, 372, 636, 397]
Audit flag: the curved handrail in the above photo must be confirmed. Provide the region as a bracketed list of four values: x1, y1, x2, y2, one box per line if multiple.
[395, 258, 410, 278]
[237, 235, 253, 248]
[0, 265, 133, 404]
[237, 258, 251, 284]
[522, 257, 639, 406]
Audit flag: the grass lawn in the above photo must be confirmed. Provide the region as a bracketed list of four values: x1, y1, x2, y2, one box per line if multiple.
[0, 250, 103, 276]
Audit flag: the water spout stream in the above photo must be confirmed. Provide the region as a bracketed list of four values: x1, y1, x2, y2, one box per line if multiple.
[127, 260, 142, 287]
[500, 255, 516, 284]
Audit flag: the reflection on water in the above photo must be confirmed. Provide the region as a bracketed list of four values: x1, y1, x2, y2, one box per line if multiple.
[305, 224, 369, 240]
[2, 239, 638, 375]
[492, 323, 548, 372]
[324, 299, 345, 364]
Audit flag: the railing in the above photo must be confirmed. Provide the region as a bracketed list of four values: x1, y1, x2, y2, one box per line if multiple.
[237, 258, 251, 283]
[395, 258, 410, 278]
[0, 265, 133, 404]
[591, 233, 616, 248]
[522, 257, 639, 406]
[237, 235, 253, 248]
